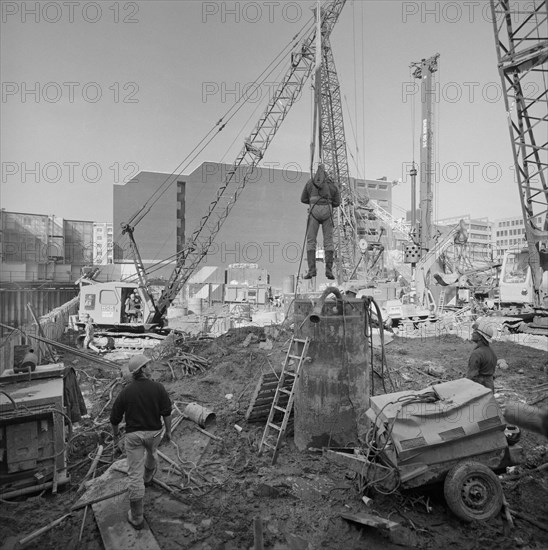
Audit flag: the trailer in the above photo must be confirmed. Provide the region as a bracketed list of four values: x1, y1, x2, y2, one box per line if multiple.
[325, 378, 523, 522]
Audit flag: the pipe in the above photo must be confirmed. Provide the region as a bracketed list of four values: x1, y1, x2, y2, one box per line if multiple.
[503, 401, 548, 438]
[309, 286, 344, 324]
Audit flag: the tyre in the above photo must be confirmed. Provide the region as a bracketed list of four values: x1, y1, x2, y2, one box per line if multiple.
[443, 461, 503, 522]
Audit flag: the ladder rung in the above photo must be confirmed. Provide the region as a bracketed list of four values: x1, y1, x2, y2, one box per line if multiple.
[293, 338, 308, 343]
[268, 422, 282, 431]
[262, 441, 275, 449]
[288, 354, 303, 360]
[279, 388, 292, 395]
[283, 371, 296, 377]
[273, 405, 287, 412]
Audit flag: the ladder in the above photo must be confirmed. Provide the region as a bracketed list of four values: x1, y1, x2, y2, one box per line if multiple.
[258, 336, 310, 465]
[438, 290, 446, 314]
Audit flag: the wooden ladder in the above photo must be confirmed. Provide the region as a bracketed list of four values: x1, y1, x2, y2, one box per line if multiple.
[258, 336, 310, 465]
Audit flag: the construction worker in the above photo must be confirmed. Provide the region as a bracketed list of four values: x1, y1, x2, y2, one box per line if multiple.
[84, 316, 102, 354]
[125, 290, 141, 323]
[301, 163, 341, 280]
[110, 354, 172, 530]
[466, 319, 497, 391]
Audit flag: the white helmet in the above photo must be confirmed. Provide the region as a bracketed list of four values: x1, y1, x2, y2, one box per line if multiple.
[127, 354, 151, 373]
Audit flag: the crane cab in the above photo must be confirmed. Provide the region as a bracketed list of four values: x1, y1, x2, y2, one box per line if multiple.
[78, 281, 154, 329]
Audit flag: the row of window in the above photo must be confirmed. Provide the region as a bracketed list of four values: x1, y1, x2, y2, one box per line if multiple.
[497, 238, 524, 246]
[356, 182, 389, 190]
[496, 228, 525, 237]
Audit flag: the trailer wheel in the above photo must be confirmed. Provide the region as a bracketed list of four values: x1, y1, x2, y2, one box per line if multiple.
[444, 461, 503, 522]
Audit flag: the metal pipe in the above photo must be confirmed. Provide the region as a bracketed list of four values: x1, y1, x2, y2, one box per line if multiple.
[0, 322, 121, 370]
[309, 286, 344, 324]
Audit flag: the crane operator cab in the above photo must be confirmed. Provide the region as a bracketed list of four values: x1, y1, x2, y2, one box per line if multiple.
[77, 281, 153, 329]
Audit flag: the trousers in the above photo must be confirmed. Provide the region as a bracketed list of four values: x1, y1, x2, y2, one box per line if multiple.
[125, 430, 161, 500]
[306, 204, 334, 252]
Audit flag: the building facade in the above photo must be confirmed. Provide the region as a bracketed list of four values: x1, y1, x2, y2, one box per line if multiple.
[491, 214, 543, 259]
[436, 215, 493, 262]
[0, 210, 104, 282]
[93, 223, 114, 265]
[112, 165, 396, 287]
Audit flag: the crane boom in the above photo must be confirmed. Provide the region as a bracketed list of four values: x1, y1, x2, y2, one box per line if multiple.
[490, 0, 548, 307]
[150, 0, 348, 323]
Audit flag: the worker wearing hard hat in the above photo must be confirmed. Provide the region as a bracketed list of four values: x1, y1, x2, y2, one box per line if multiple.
[110, 354, 172, 530]
[466, 320, 497, 392]
[301, 163, 341, 280]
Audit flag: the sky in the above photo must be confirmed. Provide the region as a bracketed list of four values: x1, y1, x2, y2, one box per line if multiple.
[0, 0, 528, 225]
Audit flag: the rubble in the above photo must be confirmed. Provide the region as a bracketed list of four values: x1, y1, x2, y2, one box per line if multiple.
[0, 328, 547, 550]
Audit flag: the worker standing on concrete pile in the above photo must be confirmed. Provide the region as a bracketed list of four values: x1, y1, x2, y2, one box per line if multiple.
[466, 320, 497, 392]
[110, 354, 172, 530]
[300, 163, 341, 280]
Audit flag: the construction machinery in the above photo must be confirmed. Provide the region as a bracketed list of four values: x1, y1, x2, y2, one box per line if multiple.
[75, 0, 352, 349]
[489, 0, 548, 331]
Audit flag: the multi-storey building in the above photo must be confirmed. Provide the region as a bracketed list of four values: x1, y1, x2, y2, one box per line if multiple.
[113, 165, 396, 286]
[436, 215, 493, 262]
[491, 214, 543, 259]
[0, 210, 103, 282]
[93, 223, 114, 265]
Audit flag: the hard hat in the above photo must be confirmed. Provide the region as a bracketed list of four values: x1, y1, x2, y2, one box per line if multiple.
[127, 354, 151, 373]
[473, 319, 494, 343]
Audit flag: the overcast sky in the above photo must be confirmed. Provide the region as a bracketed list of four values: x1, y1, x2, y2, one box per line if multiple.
[1, 0, 526, 225]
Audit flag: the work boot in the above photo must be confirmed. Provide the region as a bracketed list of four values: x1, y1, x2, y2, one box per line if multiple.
[303, 250, 316, 279]
[325, 250, 335, 280]
[144, 465, 157, 487]
[127, 498, 144, 530]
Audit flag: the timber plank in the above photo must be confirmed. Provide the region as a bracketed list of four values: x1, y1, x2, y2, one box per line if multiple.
[92, 492, 161, 550]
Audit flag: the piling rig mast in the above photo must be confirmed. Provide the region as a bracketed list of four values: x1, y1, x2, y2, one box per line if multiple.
[317, 30, 358, 283]
[490, 0, 548, 308]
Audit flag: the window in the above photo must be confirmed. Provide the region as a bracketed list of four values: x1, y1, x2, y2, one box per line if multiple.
[100, 290, 118, 305]
[84, 294, 96, 310]
[378, 184, 388, 190]
[368, 183, 377, 189]
[357, 181, 365, 188]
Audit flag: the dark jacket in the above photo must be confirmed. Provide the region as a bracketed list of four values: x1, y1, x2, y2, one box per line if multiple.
[467, 341, 497, 390]
[301, 164, 341, 207]
[110, 378, 172, 433]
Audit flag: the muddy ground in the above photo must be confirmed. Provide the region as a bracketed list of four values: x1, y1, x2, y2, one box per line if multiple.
[1, 324, 547, 550]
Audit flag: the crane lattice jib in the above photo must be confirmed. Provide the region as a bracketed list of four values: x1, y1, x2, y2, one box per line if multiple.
[319, 36, 357, 283]
[490, 0, 548, 305]
[152, 0, 348, 322]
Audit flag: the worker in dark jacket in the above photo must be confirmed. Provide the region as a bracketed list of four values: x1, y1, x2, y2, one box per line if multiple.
[301, 163, 341, 280]
[110, 355, 172, 529]
[466, 320, 497, 391]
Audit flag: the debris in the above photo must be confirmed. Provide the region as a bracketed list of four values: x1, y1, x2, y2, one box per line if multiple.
[508, 509, 548, 532]
[341, 512, 418, 547]
[498, 359, 510, 370]
[361, 495, 373, 506]
[18, 513, 72, 547]
[501, 494, 514, 528]
[258, 338, 273, 350]
[234, 424, 243, 433]
[242, 333, 259, 348]
[77, 444, 104, 493]
[253, 516, 264, 550]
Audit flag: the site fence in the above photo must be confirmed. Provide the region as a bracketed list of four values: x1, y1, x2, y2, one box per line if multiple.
[0, 295, 79, 373]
